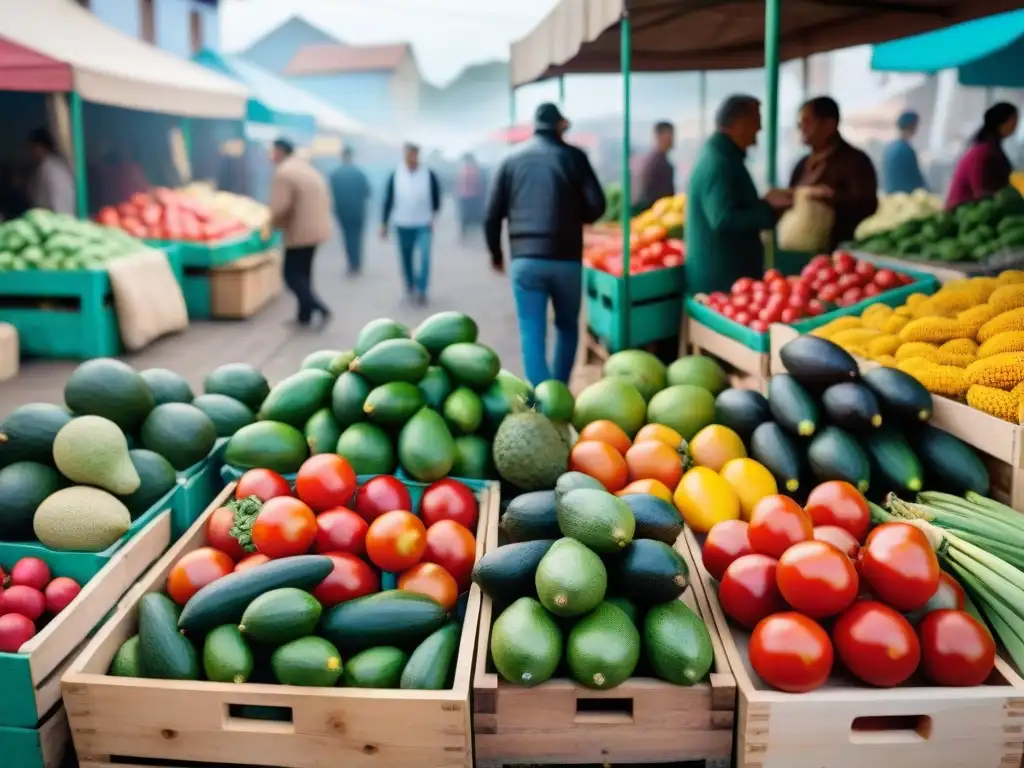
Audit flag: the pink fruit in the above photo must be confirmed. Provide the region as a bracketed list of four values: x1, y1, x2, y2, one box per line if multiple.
[10, 558, 50, 591]
[0, 614, 36, 652]
[1, 586, 45, 621]
[44, 578, 81, 615]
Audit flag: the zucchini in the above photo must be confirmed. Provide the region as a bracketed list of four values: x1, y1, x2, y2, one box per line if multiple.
[749, 421, 803, 494]
[768, 375, 819, 437]
[779, 336, 858, 388]
[178, 555, 334, 633]
[714, 388, 771, 440]
[320, 591, 447, 654]
[858, 427, 923, 493]
[911, 424, 990, 496]
[821, 382, 883, 430]
[861, 367, 933, 422]
[400, 622, 461, 690]
[138, 593, 199, 680]
[807, 426, 871, 492]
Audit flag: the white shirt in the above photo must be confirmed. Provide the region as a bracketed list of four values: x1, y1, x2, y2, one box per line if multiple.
[29, 155, 76, 216]
[391, 164, 433, 227]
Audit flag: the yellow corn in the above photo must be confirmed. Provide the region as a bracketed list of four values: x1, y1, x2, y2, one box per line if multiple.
[882, 314, 909, 334]
[959, 304, 999, 337]
[1013, 380, 1024, 397]
[873, 354, 898, 367]
[978, 331, 1024, 359]
[978, 307, 1024, 343]
[989, 285, 1024, 314]
[897, 357, 968, 397]
[846, 346, 869, 359]
[940, 338, 979, 356]
[810, 316, 863, 339]
[832, 328, 884, 348]
[899, 316, 965, 344]
[896, 342, 941, 362]
[905, 293, 929, 310]
[867, 334, 902, 358]
[895, 305, 915, 318]
[964, 352, 1024, 390]
[997, 270, 1024, 286]
[861, 304, 894, 330]
[914, 279, 997, 318]
[967, 385, 1020, 422]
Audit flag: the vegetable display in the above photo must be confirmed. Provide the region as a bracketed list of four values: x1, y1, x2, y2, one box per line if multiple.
[177, 183, 270, 231]
[853, 188, 943, 241]
[0, 209, 148, 272]
[96, 188, 252, 243]
[583, 193, 687, 277]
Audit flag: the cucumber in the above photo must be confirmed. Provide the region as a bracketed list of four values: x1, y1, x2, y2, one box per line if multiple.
[344, 646, 409, 688]
[779, 335, 858, 388]
[320, 591, 447, 654]
[861, 367, 933, 423]
[606, 539, 689, 605]
[807, 426, 871, 493]
[138, 593, 199, 680]
[271, 636, 343, 687]
[821, 382, 883, 431]
[714, 388, 772, 440]
[471, 539, 556, 603]
[239, 588, 322, 645]
[203, 625, 254, 683]
[768, 374, 819, 437]
[500, 490, 560, 542]
[749, 421, 803, 494]
[859, 427, 923, 493]
[400, 622, 461, 690]
[912, 424, 990, 496]
[178, 555, 334, 633]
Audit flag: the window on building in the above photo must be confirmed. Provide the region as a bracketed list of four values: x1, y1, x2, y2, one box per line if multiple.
[189, 10, 203, 54]
[139, 0, 155, 43]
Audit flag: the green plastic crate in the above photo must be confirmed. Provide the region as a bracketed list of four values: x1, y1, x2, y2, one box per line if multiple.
[0, 705, 68, 768]
[173, 439, 229, 537]
[144, 233, 257, 269]
[181, 269, 213, 319]
[584, 265, 685, 352]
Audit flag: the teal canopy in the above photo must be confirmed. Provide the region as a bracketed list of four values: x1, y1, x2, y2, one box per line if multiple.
[871, 10, 1024, 88]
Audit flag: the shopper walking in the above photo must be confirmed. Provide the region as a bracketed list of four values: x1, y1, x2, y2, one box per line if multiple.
[484, 103, 606, 386]
[26, 128, 76, 216]
[882, 111, 927, 194]
[329, 146, 372, 276]
[269, 138, 333, 328]
[381, 143, 442, 304]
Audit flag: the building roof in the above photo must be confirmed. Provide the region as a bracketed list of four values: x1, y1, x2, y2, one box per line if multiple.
[284, 43, 410, 75]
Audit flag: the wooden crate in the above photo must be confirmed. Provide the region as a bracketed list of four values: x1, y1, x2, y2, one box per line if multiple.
[62, 481, 495, 768]
[210, 249, 282, 319]
[687, 313, 770, 393]
[682, 528, 1024, 768]
[472, 505, 737, 767]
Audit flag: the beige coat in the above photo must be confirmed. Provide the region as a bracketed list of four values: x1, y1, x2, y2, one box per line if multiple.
[270, 155, 333, 248]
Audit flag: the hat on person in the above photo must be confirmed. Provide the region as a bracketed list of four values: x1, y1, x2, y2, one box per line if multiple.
[896, 111, 919, 130]
[535, 102, 569, 130]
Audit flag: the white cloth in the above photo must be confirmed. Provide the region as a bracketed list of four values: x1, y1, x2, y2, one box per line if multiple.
[29, 155, 76, 216]
[391, 165, 433, 228]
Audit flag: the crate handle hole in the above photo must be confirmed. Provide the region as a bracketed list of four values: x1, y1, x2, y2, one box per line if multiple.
[850, 715, 932, 744]
[574, 697, 634, 724]
[224, 703, 296, 733]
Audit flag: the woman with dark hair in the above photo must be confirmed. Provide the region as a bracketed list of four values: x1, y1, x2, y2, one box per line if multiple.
[946, 102, 1019, 209]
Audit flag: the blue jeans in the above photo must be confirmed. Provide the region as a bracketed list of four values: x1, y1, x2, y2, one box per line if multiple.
[339, 216, 364, 272]
[396, 225, 432, 295]
[511, 258, 582, 385]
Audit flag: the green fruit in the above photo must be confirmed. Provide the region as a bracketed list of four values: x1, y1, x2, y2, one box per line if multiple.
[239, 587, 323, 645]
[412, 311, 478, 356]
[607, 539, 688, 605]
[714, 388, 772, 440]
[53, 415, 140, 494]
[443, 387, 484, 434]
[606, 596, 639, 625]
[0, 461, 64, 538]
[331, 371, 371, 427]
[119, 449, 177, 517]
[603, 350, 666, 401]
[327, 350, 357, 377]
[364, 381, 425, 425]
[480, 370, 533, 433]
[501, 490, 560, 542]
[619, 494, 684, 545]
[418, 366, 453, 410]
[492, 411, 569, 492]
[555, 471, 605, 501]
[64, 358, 155, 433]
[34, 486, 131, 552]
[646, 384, 715, 441]
[439, 342, 500, 390]
[203, 363, 270, 412]
[556, 488, 635, 553]
[451, 435, 493, 479]
[343, 646, 408, 688]
[350, 338, 430, 384]
[320, 591, 447, 654]
[138, 593, 199, 680]
[535, 537, 607, 617]
[109, 635, 142, 677]
[644, 600, 714, 685]
[572, 378, 646, 437]
[354, 318, 409, 356]
[490, 597, 562, 687]
[304, 408, 342, 455]
[301, 349, 343, 373]
[271, 636, 343, 687]
[140, 403, 217, 471]
[257, 369, 334, 428]
[224, 420, 309, 474]
[337, 422, 396, 475]
[139, 368, 194, 405]
[808, 426, 871, 493]
[398, 407, 455, 482]
[768, 374, 820, 437]
[190, 394, 255, 437]
[534, 380, 574, 422]
[203, 624, 254, 684]
[472, 538, 556, 603]
[566, 602, 640, 689]
[666, 355, 728, 395]
[0, 403, 72, 468]
[401, 622, 460, 690]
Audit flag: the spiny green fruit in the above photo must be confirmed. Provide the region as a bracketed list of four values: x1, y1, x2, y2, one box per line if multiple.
[53, 415, 139, 494]
[492, 411, 569, 491]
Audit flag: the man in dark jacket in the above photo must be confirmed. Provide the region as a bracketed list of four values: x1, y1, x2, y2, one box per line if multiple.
[484, 103, 606, 385]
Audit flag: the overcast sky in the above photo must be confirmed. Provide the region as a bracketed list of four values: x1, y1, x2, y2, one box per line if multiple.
[220, 0, 557, 84]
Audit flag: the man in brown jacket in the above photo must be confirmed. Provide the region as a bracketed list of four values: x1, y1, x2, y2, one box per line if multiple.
[270, 139, 333, 327]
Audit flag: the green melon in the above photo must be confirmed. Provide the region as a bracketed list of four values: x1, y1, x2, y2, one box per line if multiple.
[572, 378, 646, 438]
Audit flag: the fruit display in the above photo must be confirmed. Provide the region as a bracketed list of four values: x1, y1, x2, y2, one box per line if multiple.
[177, 183, 270, 230]
[851, 186, 1024, 263]
[853, 188, 943, 241]
[631, 193, 685, 236]
[811, 271, 1024, 422]
[583, 229, 684, 277]
[0, 556, 81, 651]
[0, 209, 149, 272]
[109, 461, 479, 690]
[96, 188, 253, 243]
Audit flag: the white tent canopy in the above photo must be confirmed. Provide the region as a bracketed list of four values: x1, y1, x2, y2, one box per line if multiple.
[0, 0, 248, 118]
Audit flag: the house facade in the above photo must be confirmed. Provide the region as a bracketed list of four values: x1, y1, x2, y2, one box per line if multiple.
[78, 0, 221, 57]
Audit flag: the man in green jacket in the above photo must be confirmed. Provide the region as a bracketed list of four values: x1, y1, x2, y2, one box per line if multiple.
[686, 95, 793, 294]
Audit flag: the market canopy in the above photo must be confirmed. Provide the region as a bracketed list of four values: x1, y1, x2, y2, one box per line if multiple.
[871, 10, 1024, 88]
[0, 36, 72, 92]
[510, 0, 1024, 87]
[0, 0, 248, 118]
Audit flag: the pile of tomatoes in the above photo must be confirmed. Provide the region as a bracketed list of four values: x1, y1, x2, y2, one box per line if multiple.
[702, 481, 995, 692]
[167, 455, 479, 613]
[95, 188, 252, 243]
[0, 557, 82, 652]
[583, 226, 685, 277]
[701, 251, 913, 333]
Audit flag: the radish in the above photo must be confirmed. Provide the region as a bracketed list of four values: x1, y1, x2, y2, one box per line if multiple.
[44, 578, 81, 615]
[2, 586, 46, 621]
[0, 614, 36, 652]
[10, 558, 50, 591]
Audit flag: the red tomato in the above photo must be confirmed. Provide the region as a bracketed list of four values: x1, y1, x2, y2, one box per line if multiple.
[777, 540, 858, 618]
[235, 553, 271, 572]
[734, 311, 752, 326]
[398, 562, 459, 611]
[854, 261, 876, 279]
[251, 497, 318, 558]
[1, 586, 45, 621]
[813, 525, 860, 559]
[832, 600, 920, 687]
[420, 479, 479, 531]
[236, 469, 292, 502]
[862, 283, 881, 297]
[702, 520, 755, 581]
[732, 294, 751, 309]
[315, 508, 369, 556]
[907, 571, 967, 623]
[918, 610, 995, 687]
[354, 475, 413, 523]
[859, 523, 939, 612]
[804, 481, 870, 542]
[758, 307, 781, 325]
[312, 552, 380, 607]
[764, 269, 783, 282]
[718, 554, 786, 629]
[816, 266, 836, 283]
[721, 305, 738, 319]
[295, 454, 357, 512]
[833, 251, 856, 272]
[787, 293, 809, 310]
[817, 284, 840, 303]
[709, 291, 728, 305]
[166, 547, 234, 605]
[749, 319, 769, 333]
[748, 495, 813, 559]
[750, 612, 833, 692]
[422, 519, 477, 590]
[366, 510, 427, 572]
[10, 558, 50, 590]
[837, 273, 863, 291]
[0, 614, 35, 653]
[206, 506, 245, 561]
[44, 577, 81, 615]
[840, 287, 863, 305]
[732, 277, 753, 294]
[780, 307, 800, 324]
[768, 279, 790, 296]
[874, 269, 898, 289]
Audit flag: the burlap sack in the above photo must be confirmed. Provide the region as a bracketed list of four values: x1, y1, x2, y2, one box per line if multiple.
[106, 249, 189, 352]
